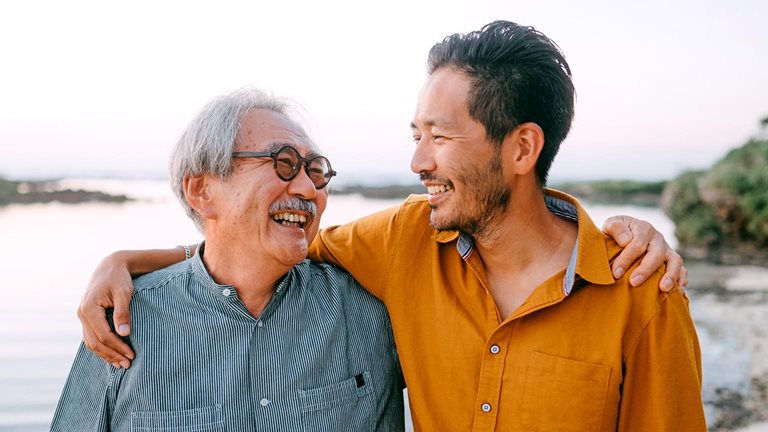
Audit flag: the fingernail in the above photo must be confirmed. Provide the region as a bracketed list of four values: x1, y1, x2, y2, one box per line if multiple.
[661, 278, 674, 291]
[125, 352, 135, 360]
[111, 362, 121, 369]
[120, 360, 131, 369]
[630, 274, 643, 286]
[613, 267, 625, 279]
[118, 325, 130, 335]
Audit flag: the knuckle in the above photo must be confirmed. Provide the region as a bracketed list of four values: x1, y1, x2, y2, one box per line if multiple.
[625, 243, 647, 256]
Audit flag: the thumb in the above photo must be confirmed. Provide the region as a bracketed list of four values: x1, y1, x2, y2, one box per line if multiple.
[112, 291, 132, 337]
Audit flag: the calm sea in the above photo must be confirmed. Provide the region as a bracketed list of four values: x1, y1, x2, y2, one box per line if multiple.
[0, 179, 762, 431]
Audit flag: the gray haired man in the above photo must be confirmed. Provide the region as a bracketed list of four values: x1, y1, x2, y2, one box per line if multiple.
[51, 88, 404, 431]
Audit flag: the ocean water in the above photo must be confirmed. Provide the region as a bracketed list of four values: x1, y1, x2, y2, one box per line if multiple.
[0, 179, 763, 431]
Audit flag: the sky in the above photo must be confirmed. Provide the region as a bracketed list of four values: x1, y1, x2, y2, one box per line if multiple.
[1, 0, 766, 184]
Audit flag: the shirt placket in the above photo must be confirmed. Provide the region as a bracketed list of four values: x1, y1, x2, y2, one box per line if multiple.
[461, 242, 507, 432]
[247, 277, 291, 423]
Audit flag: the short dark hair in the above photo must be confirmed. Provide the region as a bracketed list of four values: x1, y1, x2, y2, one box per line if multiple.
[427, 20, 575, 185]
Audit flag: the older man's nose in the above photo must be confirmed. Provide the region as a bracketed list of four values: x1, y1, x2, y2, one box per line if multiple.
[287, 168, 317, 200]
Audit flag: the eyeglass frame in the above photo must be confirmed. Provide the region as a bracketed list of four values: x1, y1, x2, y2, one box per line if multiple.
[231, 145, 337, 189]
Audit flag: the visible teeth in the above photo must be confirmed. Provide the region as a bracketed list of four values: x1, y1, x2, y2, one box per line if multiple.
[272, 212, 308, 224]
[427, 185, 451, 195]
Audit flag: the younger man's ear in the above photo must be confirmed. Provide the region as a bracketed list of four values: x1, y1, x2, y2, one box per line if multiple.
[184, 174, 217, 220]
[502, 122, 545, 176]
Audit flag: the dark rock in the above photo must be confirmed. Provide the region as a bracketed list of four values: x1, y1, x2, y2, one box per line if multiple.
[0, 178, 131, 206]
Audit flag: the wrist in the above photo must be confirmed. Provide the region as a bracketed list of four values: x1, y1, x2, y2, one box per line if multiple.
[109, 250, 136, 275]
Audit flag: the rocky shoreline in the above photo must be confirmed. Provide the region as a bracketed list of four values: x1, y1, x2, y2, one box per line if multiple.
[0, 178, 131, 206]
[687, 260, 768, 431]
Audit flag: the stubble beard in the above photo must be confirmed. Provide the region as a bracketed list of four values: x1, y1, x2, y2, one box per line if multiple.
[429, 152, 511, 243]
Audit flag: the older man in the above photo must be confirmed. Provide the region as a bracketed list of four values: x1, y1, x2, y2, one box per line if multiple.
[51, 89, 404, 431]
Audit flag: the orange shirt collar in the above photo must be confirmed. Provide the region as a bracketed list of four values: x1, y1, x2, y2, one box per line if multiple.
[429, 188, 616, 288]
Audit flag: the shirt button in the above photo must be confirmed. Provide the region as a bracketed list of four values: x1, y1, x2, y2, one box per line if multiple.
[481, 403, 492, 413]
[222, 288, 231, 297]
[490, 345, 500, 354]
[259, 398, 270, 407]
[257, 321, 264, 328]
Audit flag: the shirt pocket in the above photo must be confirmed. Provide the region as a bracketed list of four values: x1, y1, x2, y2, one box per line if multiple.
[520, 351, 611, 432]
[298, 371, 376, 432]
[130, 405, 224, 432]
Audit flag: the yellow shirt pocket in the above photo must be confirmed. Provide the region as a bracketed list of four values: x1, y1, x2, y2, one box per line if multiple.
[521, 351, 611, 432]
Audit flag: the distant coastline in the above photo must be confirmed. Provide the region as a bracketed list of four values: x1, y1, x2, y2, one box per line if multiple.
[1, 176, 666, 208]
[0, 178, 131, 206]
[330, 179, 666, 205]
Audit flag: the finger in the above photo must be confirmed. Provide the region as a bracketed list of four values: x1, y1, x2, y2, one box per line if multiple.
[82, 321, 131, 367]
[659, 250, 683, 292]
[611, 236, 650, 280]
[602, 216, 634, 247]
[628, 237, 666, 286]
[83, 304, 136, 361]
[678, 266, 689, 291]
[112, 287, 133, 338]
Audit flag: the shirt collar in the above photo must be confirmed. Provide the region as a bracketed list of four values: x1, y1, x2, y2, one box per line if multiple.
[190, 242, 297, 299]
[546, 189, 616, 288]
[190, 241, 239, 298]
[431, 188, 616, 293]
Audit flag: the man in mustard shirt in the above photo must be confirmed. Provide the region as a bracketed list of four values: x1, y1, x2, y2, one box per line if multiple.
[77, 21, 703, 431]
[308, 21, 705, 430]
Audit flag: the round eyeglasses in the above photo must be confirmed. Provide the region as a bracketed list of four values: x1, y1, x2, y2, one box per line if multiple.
[232, 145, 337, 189]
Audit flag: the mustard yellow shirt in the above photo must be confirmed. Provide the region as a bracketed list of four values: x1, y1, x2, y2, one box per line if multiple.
[309, 190, 706, 431]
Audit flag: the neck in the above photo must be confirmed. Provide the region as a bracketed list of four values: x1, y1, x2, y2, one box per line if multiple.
[474, 186, 576, 277]
[201, 237, 292, 318]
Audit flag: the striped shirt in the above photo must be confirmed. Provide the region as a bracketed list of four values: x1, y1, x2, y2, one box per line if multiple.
[51, 245, 405, 431]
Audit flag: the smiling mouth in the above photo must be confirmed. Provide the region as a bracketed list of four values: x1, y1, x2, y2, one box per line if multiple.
[426, 184, 453, 195]
[271, 212, 308, 229]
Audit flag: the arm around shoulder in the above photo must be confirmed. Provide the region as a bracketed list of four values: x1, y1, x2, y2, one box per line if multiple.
[308, 201, 408, 300]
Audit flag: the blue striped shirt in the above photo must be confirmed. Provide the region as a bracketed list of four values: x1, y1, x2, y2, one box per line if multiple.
[51, 246, 405, 431]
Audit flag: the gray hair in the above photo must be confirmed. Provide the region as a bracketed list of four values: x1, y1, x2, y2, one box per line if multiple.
[169, 87, 291, 231]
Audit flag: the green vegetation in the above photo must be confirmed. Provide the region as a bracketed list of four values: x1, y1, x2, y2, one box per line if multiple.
[0, 177, 19, 195]
[662, 136, 768, 263]
[553, 179, 666, 206]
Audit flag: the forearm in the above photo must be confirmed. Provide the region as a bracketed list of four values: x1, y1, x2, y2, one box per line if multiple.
[112, 245, 197, 277]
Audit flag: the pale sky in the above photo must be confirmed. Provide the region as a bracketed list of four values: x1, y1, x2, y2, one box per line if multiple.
[1, 0, 766, 183]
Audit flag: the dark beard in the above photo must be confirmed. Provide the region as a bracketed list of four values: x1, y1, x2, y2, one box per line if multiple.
[426, 151, 511, 241]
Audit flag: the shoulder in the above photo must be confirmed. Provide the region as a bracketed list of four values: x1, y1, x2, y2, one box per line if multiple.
[614, 259, 692, 346]
[302, 261, 387, 312]
[132, 260, 191, 295]
[400, 193, 430, 216]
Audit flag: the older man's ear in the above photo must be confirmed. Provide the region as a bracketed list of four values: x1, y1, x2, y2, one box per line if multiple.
[184, 174, 217, 221]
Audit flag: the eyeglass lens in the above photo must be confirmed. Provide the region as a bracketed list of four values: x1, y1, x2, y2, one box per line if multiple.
[274, 147, 333, 188]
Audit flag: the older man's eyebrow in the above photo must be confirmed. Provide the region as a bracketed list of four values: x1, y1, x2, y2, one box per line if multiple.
[267, 142, 323, 159]
[266, 142, 287, 152]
